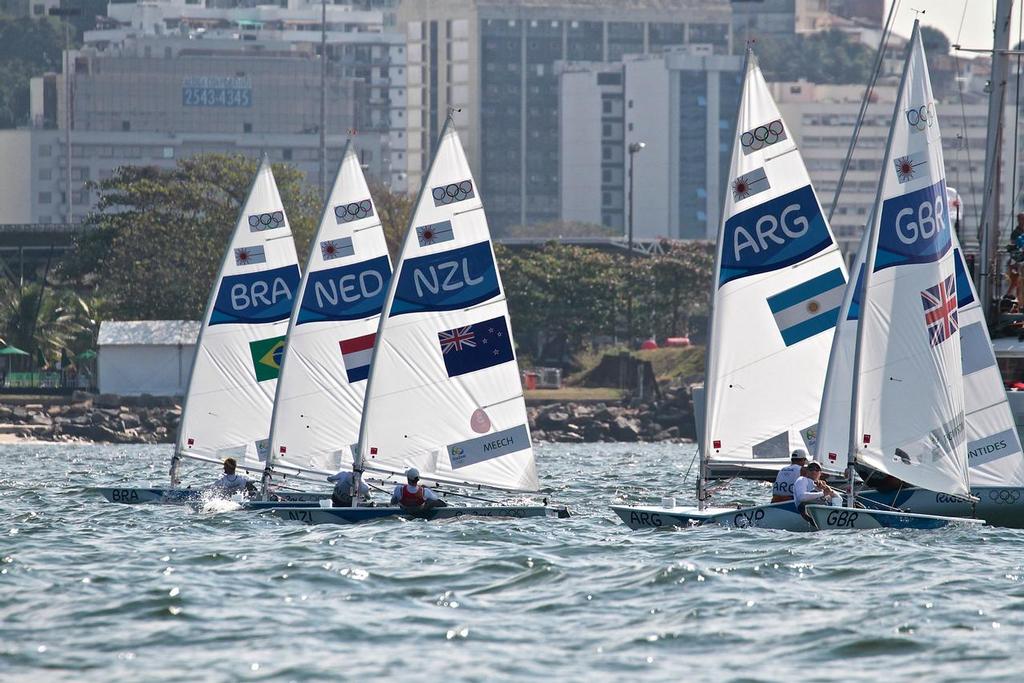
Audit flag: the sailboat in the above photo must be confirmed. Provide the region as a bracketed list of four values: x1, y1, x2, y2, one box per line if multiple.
[259, 143, 393, 495]
[98, 158, 314, 504]
[856, 228, 1024, 526]
[805, 21, 983, 530]
[611, 48, 848, 531]
[267, 117, 568, 524]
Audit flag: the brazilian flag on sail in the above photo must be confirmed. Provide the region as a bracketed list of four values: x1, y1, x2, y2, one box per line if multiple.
[249, 335, 286, 382]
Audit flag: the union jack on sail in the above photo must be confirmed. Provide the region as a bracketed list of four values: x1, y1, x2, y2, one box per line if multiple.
[921, 274, 958, 347]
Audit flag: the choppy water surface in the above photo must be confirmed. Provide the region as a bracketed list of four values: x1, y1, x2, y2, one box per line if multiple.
[1, 442, 1022, 681]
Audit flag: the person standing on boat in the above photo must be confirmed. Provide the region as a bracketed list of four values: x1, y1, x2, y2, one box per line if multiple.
[771, 449, 808, 503]
[212, 458, 256, 497]
[327, 468, 370, 507]
[793, 462, 837, 522]
[391, 467, 446, 512]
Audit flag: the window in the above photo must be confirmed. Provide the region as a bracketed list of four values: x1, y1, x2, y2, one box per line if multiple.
[282, 148, 292, 161]
[39, 144, 52, 157]
[121, 120, 130, 131]
[603, 100, 612, 114]
[162, 147, 174, 159]
[243, 122, 253, 133]
[38, 192, 52, 204]
[38, 169, 52, 180]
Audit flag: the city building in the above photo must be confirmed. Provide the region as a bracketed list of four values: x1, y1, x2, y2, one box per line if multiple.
[2, 0, 407, 223]
[398, 0, 733, 234]
[559, 48, 743, 239]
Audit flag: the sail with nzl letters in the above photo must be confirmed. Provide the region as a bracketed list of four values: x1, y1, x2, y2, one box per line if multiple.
[174, 158, 301, 475]
[839, 22, 970, 497]
[266, 144, 392, 479]
[354, 120, 538, 492]
[702, 50, 847, 477]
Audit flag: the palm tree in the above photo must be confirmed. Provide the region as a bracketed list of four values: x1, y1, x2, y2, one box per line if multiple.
[0, 281, 96, 364]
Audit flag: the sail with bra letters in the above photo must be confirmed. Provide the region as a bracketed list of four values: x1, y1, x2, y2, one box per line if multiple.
[173, 158, 301, 478]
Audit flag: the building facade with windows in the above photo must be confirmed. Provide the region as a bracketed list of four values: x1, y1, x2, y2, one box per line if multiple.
[398, 0, 732, 234]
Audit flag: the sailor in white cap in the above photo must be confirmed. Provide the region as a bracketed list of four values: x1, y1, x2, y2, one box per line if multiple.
[390, 467, 446, 511]
[771, 449, 808, 503]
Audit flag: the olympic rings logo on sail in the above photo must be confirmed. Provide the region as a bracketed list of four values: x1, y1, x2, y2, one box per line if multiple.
[334, 199, 374, 224]
[432, 180, 475, 206]
[248, 210, 286, 232]
[987, 489, 1021, 504]
[740, 119, 787, 155]
[905, 102, 935, 132]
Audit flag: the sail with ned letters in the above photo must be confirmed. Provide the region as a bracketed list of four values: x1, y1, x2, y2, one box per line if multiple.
[267, 145, 392, 478]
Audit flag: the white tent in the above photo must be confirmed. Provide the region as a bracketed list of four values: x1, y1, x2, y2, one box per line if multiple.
[97, 321, 200, 397]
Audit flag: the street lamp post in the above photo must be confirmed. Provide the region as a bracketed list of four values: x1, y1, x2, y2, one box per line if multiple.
[626, 141, 645, 346]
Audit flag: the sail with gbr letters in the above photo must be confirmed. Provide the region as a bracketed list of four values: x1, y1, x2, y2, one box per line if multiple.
[825, 22, 969, 496]
[354, 119, 538, 492]
[702, 50, 847, 482]
[266, 144, 392, 479]
[173, 159, 301, 477]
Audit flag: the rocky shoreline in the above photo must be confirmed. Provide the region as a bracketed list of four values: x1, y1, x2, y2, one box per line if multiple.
[0, 386, 696, 444]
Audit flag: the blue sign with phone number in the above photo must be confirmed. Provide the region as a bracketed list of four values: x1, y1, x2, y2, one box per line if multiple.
[182, 87, 252, 108]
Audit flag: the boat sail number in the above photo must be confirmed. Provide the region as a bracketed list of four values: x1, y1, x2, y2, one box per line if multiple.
[390, 241, 500, 316]
[875, 179, 950, 272]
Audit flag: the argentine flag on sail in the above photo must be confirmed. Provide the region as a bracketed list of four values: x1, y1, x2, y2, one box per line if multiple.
[767, 268, 846, 347]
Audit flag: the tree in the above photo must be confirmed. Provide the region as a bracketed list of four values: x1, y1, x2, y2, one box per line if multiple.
[920, 26, 951, 56]
[62, 154, 321, 320]
[503, 220, 619, 239]
[757, 29, 875, 85]
[0, 281, 96, 361]
[368, 181, 415, 260]
[0, 17, 64, 128]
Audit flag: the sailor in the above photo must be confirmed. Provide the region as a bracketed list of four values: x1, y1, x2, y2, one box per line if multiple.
[212, 458, 256, 497]
[391, 467, 447, 513]
[326, 468, 370, 507]
[771, 448, 808, 503]
[793, 462, 837, 522]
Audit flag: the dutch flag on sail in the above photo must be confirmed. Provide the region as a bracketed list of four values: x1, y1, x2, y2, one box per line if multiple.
[339, 333, 375, 383]
[766, 268, 846, 347]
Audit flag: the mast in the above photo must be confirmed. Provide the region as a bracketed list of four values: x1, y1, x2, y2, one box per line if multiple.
[978, 0, 1014, 323]
[846, 22, 918, 497]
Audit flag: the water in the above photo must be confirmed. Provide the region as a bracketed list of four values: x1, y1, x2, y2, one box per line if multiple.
[1, 442, 1021, 682]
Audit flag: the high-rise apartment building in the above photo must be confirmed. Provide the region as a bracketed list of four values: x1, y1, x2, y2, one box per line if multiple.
[398, 0, 732, 234]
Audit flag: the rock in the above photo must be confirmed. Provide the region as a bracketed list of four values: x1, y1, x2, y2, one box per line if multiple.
[537, 410, 570, 430]
[118, 412, 142, 429]
[30, 413, 52, 426]
[610, 416, 640, 442]
[47, 405, 63, 416]
[11, 406, 29, 423]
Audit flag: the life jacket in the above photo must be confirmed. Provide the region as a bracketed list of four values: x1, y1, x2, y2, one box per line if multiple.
[399, 484, 426, 507]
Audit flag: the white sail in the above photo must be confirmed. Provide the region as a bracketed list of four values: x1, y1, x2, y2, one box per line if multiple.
[355, 121, 538, 492]
[951, 233, 1024, 487]
[175, 159, 301, 472]
[848, 23, 969, 496]
[267, 145, 392, 477]
[815, 235, 868, 473]
[703, 52, 847, 473]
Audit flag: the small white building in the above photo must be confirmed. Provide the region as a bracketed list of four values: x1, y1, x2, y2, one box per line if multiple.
[97, 320, 200, 397]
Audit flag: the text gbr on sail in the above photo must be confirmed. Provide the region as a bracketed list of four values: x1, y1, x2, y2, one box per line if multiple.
[391, 240, 500, 315]
[719, 185, 832, 286]
[210, 264, 301, 325]
[874, 179, 950, 271]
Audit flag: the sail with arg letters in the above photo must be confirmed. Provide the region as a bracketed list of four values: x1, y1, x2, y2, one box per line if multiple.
[701, 50, 848, 485]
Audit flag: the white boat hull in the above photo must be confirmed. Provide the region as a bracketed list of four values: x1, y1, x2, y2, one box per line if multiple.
[859, 486, 1024, 528]
[805, 505, 984, 530]
[610, 502, 813, 532]
[94, 486, 324, 505]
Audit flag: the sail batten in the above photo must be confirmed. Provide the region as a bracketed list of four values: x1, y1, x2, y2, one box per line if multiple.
[266, 144, 393, 478]
[175, 159, 301, 473]
[355, 120, 538, 493]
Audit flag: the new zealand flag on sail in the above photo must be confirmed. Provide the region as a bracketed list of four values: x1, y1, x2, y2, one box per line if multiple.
[390, 241, 500, 317]
[438, 315, 514, 378]
[209, 264, 300, 326]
